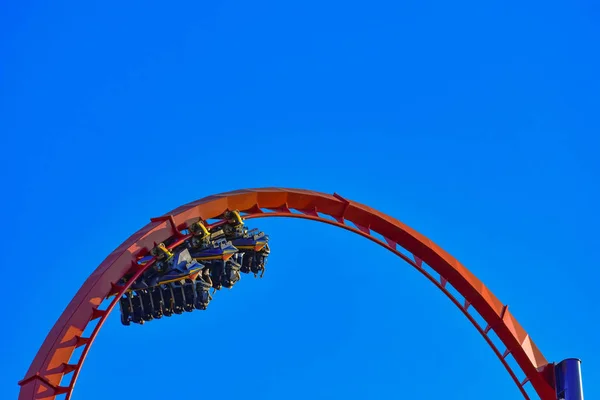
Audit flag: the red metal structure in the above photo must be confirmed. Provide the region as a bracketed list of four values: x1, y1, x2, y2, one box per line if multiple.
[18, 188, 557, 399]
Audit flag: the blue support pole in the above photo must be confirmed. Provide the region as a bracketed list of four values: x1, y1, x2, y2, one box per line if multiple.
[554, 358, 584, 400]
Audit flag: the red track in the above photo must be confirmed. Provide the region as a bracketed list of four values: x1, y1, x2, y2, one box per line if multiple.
[18, 188, 557, 399]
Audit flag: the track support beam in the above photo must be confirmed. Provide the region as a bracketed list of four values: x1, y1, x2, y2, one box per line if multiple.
[554, 358, 584, 400]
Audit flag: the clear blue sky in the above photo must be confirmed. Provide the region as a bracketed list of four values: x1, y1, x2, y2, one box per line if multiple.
[1, 0, 598, 399]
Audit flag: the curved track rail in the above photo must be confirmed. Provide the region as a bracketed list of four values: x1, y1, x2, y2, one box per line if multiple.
[18, 188, 556, 399]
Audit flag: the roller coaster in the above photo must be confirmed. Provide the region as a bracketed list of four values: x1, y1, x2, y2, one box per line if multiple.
[17, 188, 584, 400]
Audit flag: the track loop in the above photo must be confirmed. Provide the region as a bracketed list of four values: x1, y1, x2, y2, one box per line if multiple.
[19, 188, 556, 400]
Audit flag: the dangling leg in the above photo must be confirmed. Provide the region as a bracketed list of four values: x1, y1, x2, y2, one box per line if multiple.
[161, 285, 174, 317]
[119, 294, 132, 326]
[183, 280, 195, 312]
[140, 289, 154, 321]
[131, 292, 144, 324]
[151, 287, 163, 319]
[210, 261, 224, 291]
[171, 283, 185, 314]
[193, 280, 204, 310]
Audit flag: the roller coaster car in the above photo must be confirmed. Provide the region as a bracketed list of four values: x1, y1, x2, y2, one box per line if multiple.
[231, 229, 268, 251]
[231, 230, 270, 277]
[129, 248, 204, 290]
[152, 249, 204, 286]
[190, 238, 238, 262]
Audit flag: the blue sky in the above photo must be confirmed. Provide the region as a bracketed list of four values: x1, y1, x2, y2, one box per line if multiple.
[1, 0, 598, 399]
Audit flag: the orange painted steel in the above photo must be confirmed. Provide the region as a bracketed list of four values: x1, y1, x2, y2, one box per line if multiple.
[18, 188, 557, 399]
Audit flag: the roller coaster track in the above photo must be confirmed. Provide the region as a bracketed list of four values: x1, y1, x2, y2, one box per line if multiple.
[18, 188, 558, 399]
